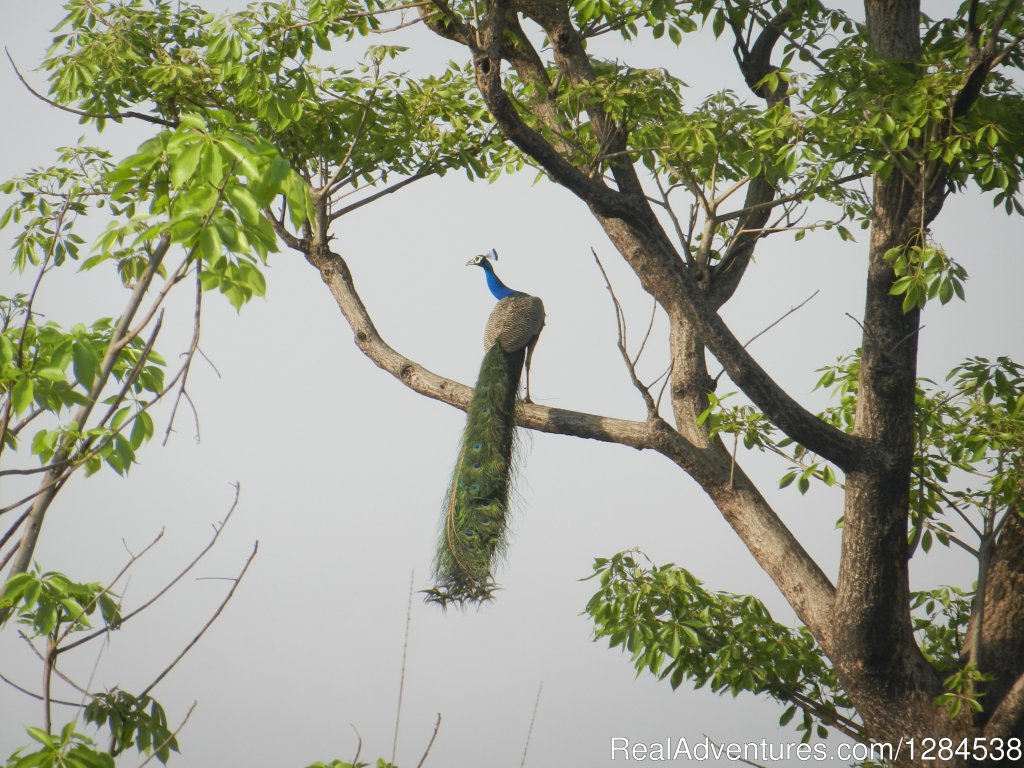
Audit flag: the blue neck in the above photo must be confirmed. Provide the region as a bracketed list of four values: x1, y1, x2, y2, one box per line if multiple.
[479, 260, 519, 299]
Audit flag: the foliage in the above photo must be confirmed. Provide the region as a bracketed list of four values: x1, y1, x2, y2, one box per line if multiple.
[0, 569, 121, 636]
[5, 725, 114, 768]
[3, 1, 500, 764]
[631, 347, 1024, 744]
[585, 551, 857, 742]
[3, 0, 1024, 762]
[909, 585, 973, 672]
[83, 692, 178, 762]
[0, 570, 179, 766]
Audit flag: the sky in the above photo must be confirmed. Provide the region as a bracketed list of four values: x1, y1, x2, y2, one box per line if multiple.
[1, 3, 1022, 768]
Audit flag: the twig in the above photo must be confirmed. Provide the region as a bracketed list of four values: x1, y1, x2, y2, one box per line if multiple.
[0, 543, 17, 571]
[5, 49, 176, 127]
[20, 631, 92, 699]
[923, 521, 978, 557]
[392, 570, 415, 764]
[742, 289, 819, 350]
[56, 529, 166, 648]
[416, 713, 442, 768]
[60, 487, 241, 653]
[591, 248, 658, 415]
[139, 541, 258, 698]
[653, 174, 690, 257]
[328, 169, 435, 221]
[716, 172, 867, 223]
[520, 681, 543, 768]
[713, 290, 819, 384]
[164, 267, 204, 445]
[349, 725, 364, 766]
[0, 671, 80, 707]
[136, 701, 197, 768]
[633, 298, 658, 367]
[0, 511, 29, 550]
[654, 361, 674, 413]
[325, 85, 379, 192]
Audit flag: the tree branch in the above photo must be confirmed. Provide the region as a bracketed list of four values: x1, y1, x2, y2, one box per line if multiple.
[139, 541, 258, 699]
[305, 244, 666, 451]
[5, 235, 171, 581]
[985, 670, 1024, 738]
[305, 240, 839, 647]
[5, 49, 176, 128]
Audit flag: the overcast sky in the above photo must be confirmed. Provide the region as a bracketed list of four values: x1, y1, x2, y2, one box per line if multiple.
[2, 3, 1022, 767]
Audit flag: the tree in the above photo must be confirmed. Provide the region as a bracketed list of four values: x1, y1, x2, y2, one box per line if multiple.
[2, 0, 1024, 766]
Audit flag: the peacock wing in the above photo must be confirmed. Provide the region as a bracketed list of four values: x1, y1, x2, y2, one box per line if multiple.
[484, 294, 546, 353]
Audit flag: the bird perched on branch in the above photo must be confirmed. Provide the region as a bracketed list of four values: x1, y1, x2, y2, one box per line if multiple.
[427, 250, 545, 606]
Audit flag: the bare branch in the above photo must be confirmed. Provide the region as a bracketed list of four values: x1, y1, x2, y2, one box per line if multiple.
[305, 245, 667, 453]
[520, 682, 543, 768]
[163, 267, 204, 445]
[139, 541, 258, 699]
[391, 571, 415, 764]
[329, 169, 436, 222]
[0, 511, 29, 552]
[712, 290, 819, 385]
[592, 248, 658, 416]
[55, 530, 165, 649]
[415, 713, 442, 768]
[19, 630, 92, 699]
[0, 670, 81, 708]
[716, 173, 868, 224]
[60, 487, 241, 653]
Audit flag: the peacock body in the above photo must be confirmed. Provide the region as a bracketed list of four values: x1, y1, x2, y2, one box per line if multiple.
[428, 252, 545, 606]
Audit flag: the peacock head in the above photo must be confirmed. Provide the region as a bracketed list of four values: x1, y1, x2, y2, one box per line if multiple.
[466, 249, 498, 269]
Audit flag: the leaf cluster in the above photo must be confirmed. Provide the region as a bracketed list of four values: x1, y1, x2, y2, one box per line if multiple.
[5, 724, 114, 768]
[585, 551, 857, 742]
[909, 585, 973, 672]
[84, 691, 179, 763]
[45, 1, 519, 190]
[0, 569, 121, 638]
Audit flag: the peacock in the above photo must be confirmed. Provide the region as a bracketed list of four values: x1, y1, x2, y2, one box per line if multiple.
[427, 250, 545, 606]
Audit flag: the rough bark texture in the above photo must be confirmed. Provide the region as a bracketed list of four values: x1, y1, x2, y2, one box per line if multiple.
[974, 514, 1024, 734]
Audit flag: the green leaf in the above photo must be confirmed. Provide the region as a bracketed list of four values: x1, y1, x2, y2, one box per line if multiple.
[225, 185, 261, 225]
[170, 142, 204, 188]
[196, 224, 223, 263]
[12, 376, 34, 414]
[72, 343, 99, 389]
[26, 727, 55, 748]
[711, 10, 725, 38]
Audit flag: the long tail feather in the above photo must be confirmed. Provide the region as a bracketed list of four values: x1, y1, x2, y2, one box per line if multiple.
[427, 343, 525, 607]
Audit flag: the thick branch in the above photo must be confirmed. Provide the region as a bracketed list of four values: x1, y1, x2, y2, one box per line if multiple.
[305, 244, 664, 451]
[470, 49, 642, 221]
[829, 2, 953, 747]
[305, 241, 839, 644]
[511, 0, 645, 198]
[986, 671, 1024, 739]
